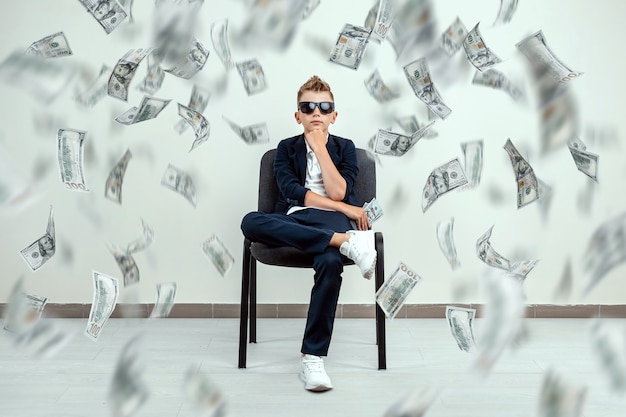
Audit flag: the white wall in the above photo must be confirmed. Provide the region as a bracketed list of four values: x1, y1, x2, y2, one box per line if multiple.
[0, 0, 624, 306]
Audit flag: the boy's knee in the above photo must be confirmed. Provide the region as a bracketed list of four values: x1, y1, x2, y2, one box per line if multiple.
[241, 211, 261, 235]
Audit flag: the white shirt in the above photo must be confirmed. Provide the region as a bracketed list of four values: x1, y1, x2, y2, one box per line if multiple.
[287, 140, 334, 215]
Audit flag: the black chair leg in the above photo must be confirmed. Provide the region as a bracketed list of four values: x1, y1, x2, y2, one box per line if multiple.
[239, 239, 252, 368]
[374, 232, 386, 370]
[249, 254, 257, 343]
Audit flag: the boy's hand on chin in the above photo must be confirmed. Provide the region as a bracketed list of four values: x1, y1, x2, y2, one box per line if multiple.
[304, 128, 327, 152]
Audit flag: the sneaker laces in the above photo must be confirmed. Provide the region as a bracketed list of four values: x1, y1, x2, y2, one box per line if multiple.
[303, 358, 325, 374]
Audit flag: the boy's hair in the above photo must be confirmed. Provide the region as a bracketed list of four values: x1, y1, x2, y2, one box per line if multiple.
[297, 75, 334, 103]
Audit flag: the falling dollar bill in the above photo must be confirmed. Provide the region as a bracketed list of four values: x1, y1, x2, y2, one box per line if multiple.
[535, 368, 587, 417]
[504, 138, 540, 208]
[395, 115, 437, 139]
[108, 335, 149, 417]
[164, 37, 209, 79]
[422, 158, 468, 212]
[383, 385, 440, 417]
[84, 270, 119, 341]
[210, 19, 234, 71]
[238, 0, 308, 50]
[493, 0, 518, 26]
[108, 48, 153, 101]
[25, 31, 73, 58]
[105, 149, 132, 204]
[589, 319, 626, 392]
[403, 58, 452, 119]
[202, 233, 235, 277]
[351, 197, 383, 230]
[369, 0, 394, 41]
[301, 0, 321, 19]
[472, 68, 523, 101]
[236, 58, 267, 95]
[161, 164, 197, 207]
[3, 277, 47, 334]
[364, 69, 399, 102]
[376, 262, 422, 319]
[463, 23, 501, 72]
[374, 121, 435, 156]
[174, 84, 211, 134]
[476, 225, 511, 271]
[183, 366, 227, 417]
[440, 17, 468, 57]
[509, 259, 540, 281]
[14, 319, 73, 359]
[19, 205, 56, 272]
[177, 103, 211, 152]
[137, 53, 165, 95]
[150, 282, 177, 318]
[110, 248, 140, 287]
[78, 0, 128, 34]
[222, 115, 270, 144]
[445, 306, 477, 352]
[108, 218, 154, 256]
[329, 23, 371, 70]
[567, 136, 599, 182]
[460, 139, 483, 189]
[115, 95, 171, 125]
[74, 64, 112, 107]
[437, 217, 460, 269]
[57, 128, 90, 192]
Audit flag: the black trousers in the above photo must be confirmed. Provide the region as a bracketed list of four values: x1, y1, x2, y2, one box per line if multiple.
[240, 208, 352, 356]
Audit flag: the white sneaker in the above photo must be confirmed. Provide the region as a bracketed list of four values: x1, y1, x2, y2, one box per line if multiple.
[339, 230, 376, 280]
[300, 354, 333, 392]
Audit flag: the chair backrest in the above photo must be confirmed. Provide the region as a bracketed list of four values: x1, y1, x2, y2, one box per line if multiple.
[257, 148, 376, 213]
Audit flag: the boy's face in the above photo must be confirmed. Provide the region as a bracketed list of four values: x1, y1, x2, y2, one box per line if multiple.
[294, 90, 337, 133]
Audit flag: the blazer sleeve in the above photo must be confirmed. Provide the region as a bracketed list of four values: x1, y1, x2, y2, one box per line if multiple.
[274, 139, 309, 207]
[336, 139, 359, 204]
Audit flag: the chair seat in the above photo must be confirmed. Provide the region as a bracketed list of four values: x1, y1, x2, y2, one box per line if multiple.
[250, 242, 355, 268]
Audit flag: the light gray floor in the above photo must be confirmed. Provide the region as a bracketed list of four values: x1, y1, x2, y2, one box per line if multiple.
[1, 318, 624, 417]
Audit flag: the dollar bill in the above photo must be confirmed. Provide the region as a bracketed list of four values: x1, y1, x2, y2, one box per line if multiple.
[383, 385, 440, 417]
[19, 205, 56, 272]
[202, 233, 235, 277]
[174, 84, 211, 134]
[108, 218, 154, 256]
[301, 0, 321, 19]
[177, 103, 211, 151]
[210, 19, 233, 71]
[403, 58, 452, 119]
[14, 319, 73, 359]
[440, 17, 468, 57]
[509, 259, 540, 281]
[57, 128, 90, 192]
[369, 0, 395, 41]
[74, 64, 112, 107]
[150, 282, 177, 318]
[137, 53, 165, 95]
[536, 368, 587, 417]
[236, 58, 267, 95]
[222, 115, 270, 144]
[109, 247, 140, 287]
[437, 217, 460, 269]
[3, 277, 47, 334]
[476, 225, 511, 271]
[183, 366, 227, 416]
[395, 115, 437, 139]
[115, 95, 171, 125]
[589, 319, 626, 392]
[493, 0, 518, 26]
[472, 68, 523, 101]
[567, 136, 599, 182]
[329, 23, 371, 70]
[364, 69, 399, 102]
[108, 48, 153, 101]
[238, 0, 307, 50]
[25, 31, 72, 58]
[79, 0, 128, 34]
[105, 149, 132, 204]
[161, 164, 197, 207]
[152, 0, 203, 65]
[350, 197, 383, 229]
[108, 335, 149, 417]
[460, 139, 483, 189]
[422, 158, 468, 212]
[84, 270, 119, 341]
[164, 36, 209, 79]
[504, 138, 539, 208]
[445, 306, 476, 352]
[463, 23, 501, 71]
[374, 121, 435, 156]
[375, 262, 422, 319]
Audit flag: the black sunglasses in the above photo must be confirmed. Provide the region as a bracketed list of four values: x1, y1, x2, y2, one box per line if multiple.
[298, 101, 335, 114]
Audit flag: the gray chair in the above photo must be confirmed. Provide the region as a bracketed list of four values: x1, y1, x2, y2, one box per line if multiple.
[238, 148, 386, 370]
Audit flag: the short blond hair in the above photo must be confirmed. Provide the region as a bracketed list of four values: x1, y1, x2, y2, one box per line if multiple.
[297, 75, 334, 103]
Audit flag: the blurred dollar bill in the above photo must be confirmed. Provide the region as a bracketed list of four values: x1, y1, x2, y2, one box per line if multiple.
[403, 58, 451, 119]
[108, 48, 153, 101]
[74, 64, 112, 107]
[0, 51, 76, 103]
[108, 218, 154, 256]
[329, 23, 371, 70]
[174, 84, 211, 134]
[440, 16, 468, 57]
[109, 335, 149, 417]
[376, 262, 422, 319]
[493, 0, 518, 26]
[437, 217, 460, 269]
[383, 385, 440, 417]
[14, 319, 73, 359]
[137, 53, 165, 95]
[105, 149, 132, 204]
[78, 0, 128, 34]
[301, 0, 321, 19]
[582, 211, 626, 296]
[535, 368, 586, 417]
[3, 277, 47, 334]
[183, 366, 227, 417]
[108, 242, 140, 286]
[476, 225, 511, 271]
[367, 0, 394, 42]
[57, 128, 90, 192]
[504, 138, 539, 208]
[236, 58, 267, 95]
[19, 205, 56, 272]
[374, 121, 435, 156]
[395, 115, 437, 139]
[386, 0, 436, 59]
[202, 233, 235, 277]
[509, 259, 540, 281]
[446, 306, 476, 352]
[222, 115, 270, 144]
[472, 68, 523, 101]
[150, 282, 177, 318]
[537, 178, 554, 222]
[25, 31, 72, 58]
[164, 37, 209, 79]
[161, 164, 197, 207]
[177, 103, 211, 151]
[422, 158, 468, 212]
[539, 88, 579, 154]
[567, 136, 599, 182]
[461, 139, 483, 189]
[211, 19, 233, 71]
[552, 257, 572, 303]
[351, 197, 383, 230]
[463, 23, 501, 72]
[84, 270, 119, 341]
[115, 95, 171, 125]
[589, 319, 626, 392]
[364, 69, 399, 102]
[152, 0, 203, 65]
[237, 0, 307, 50]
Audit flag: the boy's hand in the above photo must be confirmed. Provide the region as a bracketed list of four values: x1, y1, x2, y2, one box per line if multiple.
[342, 204, 370, 231]
[304, 128, 328, 152]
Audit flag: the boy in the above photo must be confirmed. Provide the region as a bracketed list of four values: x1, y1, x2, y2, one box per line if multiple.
[240, 75, 377, 392]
